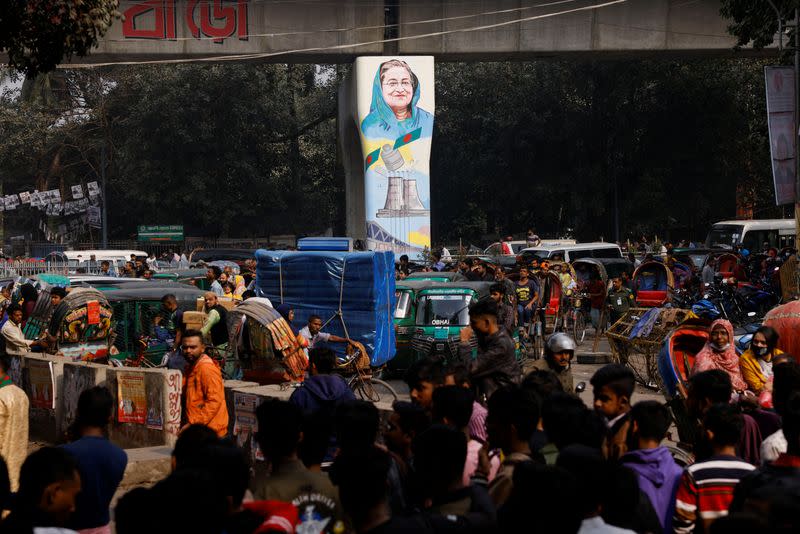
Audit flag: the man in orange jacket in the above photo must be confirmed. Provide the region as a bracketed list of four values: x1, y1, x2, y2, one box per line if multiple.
[180, 330, 229, 437]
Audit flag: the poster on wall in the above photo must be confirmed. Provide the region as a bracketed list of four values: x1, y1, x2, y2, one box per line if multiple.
[354, 56, 434, 259]
[117, 372, 147, 424]
[28, 360, 55, 409]
[146, 383, 164, 430]
[62, 366, 95, 427]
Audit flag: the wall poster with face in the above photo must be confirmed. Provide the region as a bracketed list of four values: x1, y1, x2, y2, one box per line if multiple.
[354, 56, 434, 258]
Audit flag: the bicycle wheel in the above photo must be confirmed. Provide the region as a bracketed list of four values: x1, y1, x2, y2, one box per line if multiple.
[573, 311, 587, 345]
[349, 375, 398, 403]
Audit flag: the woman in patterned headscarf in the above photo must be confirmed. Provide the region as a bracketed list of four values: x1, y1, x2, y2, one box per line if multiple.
[691, 319, 747, 392]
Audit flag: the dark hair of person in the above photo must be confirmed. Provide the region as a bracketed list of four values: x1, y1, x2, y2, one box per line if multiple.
[521, 369, 564, 399]
[100, 260, 110, 268]
[488, 386, 540, 442]
[556, 444, 611, 518]
[334, 400, 379, 454]
[73, 386, 114, 430]
[468, 297, 498, 320]
[255, 399, 302, 460]
[689, 369, 733, 404]
[161, 293, 177, 304]
[182, 329, 204, 342]
[702, 403, 744, 448]
[400, 254, 409, 262]
[629, 401, 672, 442]
[391, 401, 430, 436]
[329, 447, 391, 527]
[403, 357, 446, 390]
[773, 361, 800, 417]
[445, 362, 471, 387]
[499, 462, 581, 533]
[308, 314, 322, 323]
[19, 283, 37, 302]
[0, 354, 10, 375]
[299, 410, 334, 469]
[241, 290, 256, 300]
[210, 265, 222, 279]
[412, 425, 468, 499]
[754, 326, 780, 354]
[489, 282, 506, 296]
[590, 363, 636, 398]
[308, 347, 337, 375]
[431, 385, 474, 429]
[542, 392, 605, 450]
[601, 464, 661, 533]
[176, 438, 250, 509]
[6, 303, 22, 315]
[15, 447, 78, 515]
[781, 391, 800, 455]
[50, 287, 67, 299]
[172, 424, 219, 470]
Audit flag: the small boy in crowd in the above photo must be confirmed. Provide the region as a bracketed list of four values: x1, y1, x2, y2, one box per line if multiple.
[590, 363, 636, 460]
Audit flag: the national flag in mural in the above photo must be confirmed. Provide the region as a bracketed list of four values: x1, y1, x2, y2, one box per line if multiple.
[364, 147, 381, 171]
[393, 128, 422, 149]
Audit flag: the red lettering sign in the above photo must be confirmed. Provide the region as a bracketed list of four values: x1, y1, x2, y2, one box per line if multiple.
[122, 0, 177, 40]
[123, 1, 249, 44]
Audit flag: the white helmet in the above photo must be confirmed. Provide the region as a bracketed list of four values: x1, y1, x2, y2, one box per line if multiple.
[547, 333, 577, 354]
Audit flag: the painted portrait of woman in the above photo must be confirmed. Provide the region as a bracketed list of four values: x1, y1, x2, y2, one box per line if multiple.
[360, 59, 434, 140]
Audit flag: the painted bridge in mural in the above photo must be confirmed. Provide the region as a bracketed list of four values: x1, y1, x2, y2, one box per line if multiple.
[67, 0, 761, 66]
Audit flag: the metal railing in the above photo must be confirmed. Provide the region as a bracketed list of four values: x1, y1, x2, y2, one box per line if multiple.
[0, 260, 71, 277]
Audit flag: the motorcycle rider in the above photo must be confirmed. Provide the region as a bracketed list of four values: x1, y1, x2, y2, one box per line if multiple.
[524, 333, 575, 392]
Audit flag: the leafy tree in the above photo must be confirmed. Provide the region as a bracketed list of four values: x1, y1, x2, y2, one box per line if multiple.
[0, 1, 120, 76]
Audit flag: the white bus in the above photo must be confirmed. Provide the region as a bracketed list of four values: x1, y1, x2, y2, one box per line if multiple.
[705, 219, 795, 251]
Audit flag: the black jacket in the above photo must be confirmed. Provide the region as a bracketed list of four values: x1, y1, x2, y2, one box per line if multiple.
[460, 329, 520, 400]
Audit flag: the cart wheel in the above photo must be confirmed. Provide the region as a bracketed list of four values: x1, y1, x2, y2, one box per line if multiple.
[573, 312, 587, 345]
[349, 375, 398, 403]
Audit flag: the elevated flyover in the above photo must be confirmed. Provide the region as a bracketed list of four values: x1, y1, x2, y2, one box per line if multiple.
[66, 0, 763, 67]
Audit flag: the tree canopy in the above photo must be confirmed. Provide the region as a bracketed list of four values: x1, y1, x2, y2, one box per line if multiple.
[0, 57, 778, 247]
[0, 1, 119, 76]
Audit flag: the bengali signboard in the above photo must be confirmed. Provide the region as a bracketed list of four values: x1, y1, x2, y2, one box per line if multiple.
[765, 66, 797, 205]
[137, 225, 184, 242]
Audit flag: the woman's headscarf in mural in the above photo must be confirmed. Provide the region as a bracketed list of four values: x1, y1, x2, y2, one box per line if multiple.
[360, 59, 434, 140]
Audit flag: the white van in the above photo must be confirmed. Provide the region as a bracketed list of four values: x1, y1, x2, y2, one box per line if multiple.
[705, 219, 795, 251]
[519, 242, 622, 263]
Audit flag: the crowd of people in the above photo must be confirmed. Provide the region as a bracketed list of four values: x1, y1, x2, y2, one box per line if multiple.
[1, 287, 799, 533]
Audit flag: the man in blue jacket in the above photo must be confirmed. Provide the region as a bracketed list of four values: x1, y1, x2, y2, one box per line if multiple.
[289, 348, 355, 415]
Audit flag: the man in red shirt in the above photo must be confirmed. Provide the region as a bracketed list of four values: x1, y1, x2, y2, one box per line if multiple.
[587, 275, 606, 332]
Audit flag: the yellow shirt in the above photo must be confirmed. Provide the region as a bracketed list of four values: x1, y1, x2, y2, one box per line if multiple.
[739, 348, 783, 392]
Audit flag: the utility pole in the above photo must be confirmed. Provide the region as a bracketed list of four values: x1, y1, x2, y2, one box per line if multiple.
[100, 143, 108, 248]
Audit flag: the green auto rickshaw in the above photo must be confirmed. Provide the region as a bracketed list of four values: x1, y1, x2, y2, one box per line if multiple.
[390, 280, 442, 374]
[405, 271, 467, 283]
[409, 282, 521, 364]
[152, 268, 211, 290]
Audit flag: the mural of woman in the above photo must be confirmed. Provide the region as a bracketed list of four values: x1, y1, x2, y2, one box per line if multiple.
[360, 59, 434, 140]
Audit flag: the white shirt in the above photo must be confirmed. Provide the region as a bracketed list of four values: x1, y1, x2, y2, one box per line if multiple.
[298, 326, 331, 349]
[760, 429, 787, 465]
[246, 297, 273, 308]
[1, 320, 33, 355]
[578, 517, 636, 534]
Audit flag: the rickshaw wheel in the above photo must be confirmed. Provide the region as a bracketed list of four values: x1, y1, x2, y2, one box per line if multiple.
[532, 335, 544, 360]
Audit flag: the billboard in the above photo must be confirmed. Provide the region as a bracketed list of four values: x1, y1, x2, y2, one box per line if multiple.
[765, 66, 797, 205]
[353, 56, 434, 258]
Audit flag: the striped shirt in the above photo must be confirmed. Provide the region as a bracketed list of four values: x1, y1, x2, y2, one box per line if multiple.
[673, 455, 756, 533]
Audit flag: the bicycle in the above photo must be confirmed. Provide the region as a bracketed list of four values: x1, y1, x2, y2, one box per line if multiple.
[336, 344, 398, 403]
[563, 293, 588, 345]
[518, 306, 545, 360]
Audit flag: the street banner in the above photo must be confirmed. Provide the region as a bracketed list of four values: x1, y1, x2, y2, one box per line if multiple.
[765, 66, 797, 205]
